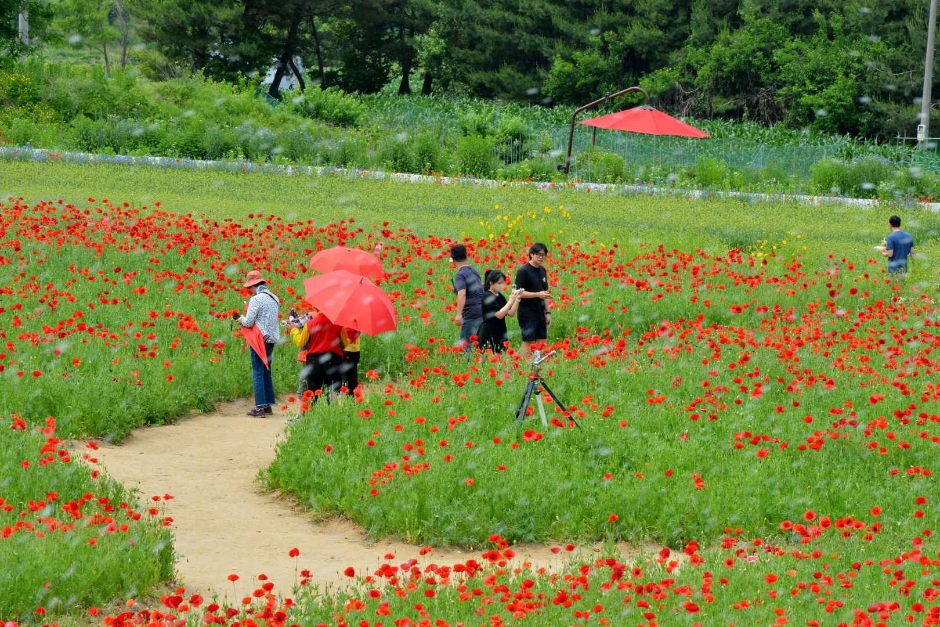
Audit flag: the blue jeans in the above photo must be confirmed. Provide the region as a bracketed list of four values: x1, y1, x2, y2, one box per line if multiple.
[458, 317, 482, 352]
[250, 343, 276, 407]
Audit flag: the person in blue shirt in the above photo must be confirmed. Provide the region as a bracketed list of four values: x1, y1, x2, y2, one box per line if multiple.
[879, 215, 914, 274]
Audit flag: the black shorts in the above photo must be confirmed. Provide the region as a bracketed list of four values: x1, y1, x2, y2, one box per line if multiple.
[519, 317, 547, 342]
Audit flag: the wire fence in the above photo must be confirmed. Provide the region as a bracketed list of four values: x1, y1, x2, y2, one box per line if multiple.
[490, 127, 940, 184]
[488, 126, 851, 182]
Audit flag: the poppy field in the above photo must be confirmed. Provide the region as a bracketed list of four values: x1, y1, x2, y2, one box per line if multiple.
[4, 160, 940, 625]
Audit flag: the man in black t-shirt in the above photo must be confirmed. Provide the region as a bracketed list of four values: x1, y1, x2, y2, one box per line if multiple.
[514, 242, 551, 355]
[451, 244, 484, 352]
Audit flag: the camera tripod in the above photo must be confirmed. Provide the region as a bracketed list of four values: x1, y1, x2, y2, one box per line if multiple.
[514, 350, 578, 429]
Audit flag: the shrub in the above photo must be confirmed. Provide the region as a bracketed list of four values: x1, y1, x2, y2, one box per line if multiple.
[456, 111, 492, 137]
[1, 70, 41, 108]
[380, 134, 416, 172]
[413, 132, 444, 173]
[330, 137, 368, 167]
[106, 118, 142, 155]
[161, 122, 208, 160]
[694, 156, 729, 189]
[290, 87, 364, 127]
[69, 116, 110, 152]
[279, 128, 317, 163]
[497, 157, 560, 182]
[577, 149, 626, 183]
[493, 115, 531, 163]
[809, 158, 851, 195]
[457, 135, 496, 178]
[850, 157, 892, 198]
[204, 126, 237, 161]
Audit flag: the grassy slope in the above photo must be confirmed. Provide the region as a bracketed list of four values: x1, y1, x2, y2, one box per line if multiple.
[5, 160, 935, 251]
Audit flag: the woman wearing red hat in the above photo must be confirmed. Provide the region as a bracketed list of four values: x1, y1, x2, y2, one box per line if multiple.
[233, 270, 281, 416]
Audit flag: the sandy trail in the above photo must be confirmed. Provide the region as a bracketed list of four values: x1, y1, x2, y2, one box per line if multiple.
[94, 400, 626, 602]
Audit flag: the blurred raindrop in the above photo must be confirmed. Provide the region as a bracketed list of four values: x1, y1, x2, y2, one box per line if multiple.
[525, 87, 540, 96]
[861, 182, 875, 190]
[666, 173, 678, 184]
[589, 28, 601, 36]
[68, 34, 82, 45]
[858, 96, 871, 104]
[816, 109, 829, 117]
[858, 6, 871, 13]
[868, 35, 880, 43]
[182, 110, 196, 118]
[394, 132, 409, 142]
[885, 83, 897, 92]
[909, 166, 924, 179]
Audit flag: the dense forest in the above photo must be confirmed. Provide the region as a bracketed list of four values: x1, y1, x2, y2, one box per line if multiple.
[1, 0, 938, 140]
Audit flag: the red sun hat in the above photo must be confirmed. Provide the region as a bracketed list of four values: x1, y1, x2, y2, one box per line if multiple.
[243, 270, 266, 288]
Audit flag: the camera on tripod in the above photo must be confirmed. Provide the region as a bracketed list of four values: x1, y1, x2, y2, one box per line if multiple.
[515, 348, 577, 429]
[529, 349, 555, 370]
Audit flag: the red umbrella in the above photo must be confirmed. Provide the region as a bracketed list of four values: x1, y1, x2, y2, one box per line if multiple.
[238, 325, 269, 369]
[309, 246, 384, 279]
[579, 106, 710, 138]
[302, 270, 397, 336]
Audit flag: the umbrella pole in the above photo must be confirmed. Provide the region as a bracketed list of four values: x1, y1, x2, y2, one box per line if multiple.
[564, 86, 650, 175]
[592, 127, 597, 147]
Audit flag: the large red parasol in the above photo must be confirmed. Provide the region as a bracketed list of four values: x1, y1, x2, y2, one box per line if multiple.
[309, 246, 384, 279]
[302, 270, 397, 336]
[563, 86, 711, 174]
[579, 105, 710, 138]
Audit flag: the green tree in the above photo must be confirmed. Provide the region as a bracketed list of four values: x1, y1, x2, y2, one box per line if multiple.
[130, 0, 244, 78]
[55, 0, 119, 73]
[1, 0, 54, 56]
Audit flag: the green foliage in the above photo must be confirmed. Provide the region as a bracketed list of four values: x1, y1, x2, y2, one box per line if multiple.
[694, 156, 729, 188]
[0, 424, 174, 618]
[380, 134, 416, 173]
[496, 157, 560, 182]
[809, 157, 893, 198]
[289, 87, 365, 127]
[456, 110, 493, 137]
[456, 134, 495, 178]
[577, 148, 626, 183]
[543, 48, 618, 105]
[413, 131, 446, 173]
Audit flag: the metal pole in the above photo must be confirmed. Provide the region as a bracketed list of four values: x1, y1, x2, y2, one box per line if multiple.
[920, 0, 938, 148]
[564, 86, 650, 174]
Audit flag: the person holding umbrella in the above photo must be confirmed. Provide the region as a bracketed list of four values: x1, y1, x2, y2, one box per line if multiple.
[233, 270, 280, 417]
[288, 309, 343, 403]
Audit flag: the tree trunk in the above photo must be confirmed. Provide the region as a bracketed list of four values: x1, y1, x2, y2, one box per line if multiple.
[268, 56, 288, 99]
[288, 57, 305, 92]
[268, 16, 301, 100]
[309, 15, 326, 85]
[421, 71, 432, 95]
[399, 56, 412, 94]
[115, 0, 130, 68]
[102, 42, 111, 76]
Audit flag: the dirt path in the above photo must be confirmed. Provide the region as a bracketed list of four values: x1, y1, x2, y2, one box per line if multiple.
[94, 400, 633, 602]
